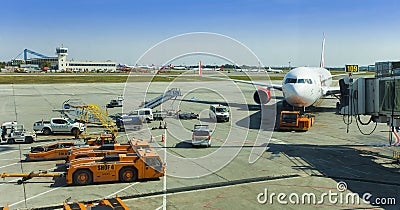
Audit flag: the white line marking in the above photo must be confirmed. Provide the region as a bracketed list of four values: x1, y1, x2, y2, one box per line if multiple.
[0, 162, 18, 169]
[0, 158, 21, 160]
[9, 185, 66, 207]
[0, 178, 20, 186]
[0, 150, 18, 156]
[105, 182, 139, 198]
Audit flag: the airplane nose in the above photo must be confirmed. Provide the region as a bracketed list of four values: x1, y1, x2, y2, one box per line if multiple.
[283, 84, 313, 107]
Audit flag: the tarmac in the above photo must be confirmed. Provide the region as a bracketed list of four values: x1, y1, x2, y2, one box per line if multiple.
[0, 79, 399, 209]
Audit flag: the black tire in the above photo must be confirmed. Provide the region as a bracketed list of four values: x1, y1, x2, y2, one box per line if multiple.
[73, 169, 93, 185]
[43, 128, 51, 135]
[25, 136, 34, 144]
[119, 167, 138, 182]
[7, 139, 15, 144]
[71, 128, 79, 136]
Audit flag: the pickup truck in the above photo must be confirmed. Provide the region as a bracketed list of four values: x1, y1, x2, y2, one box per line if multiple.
[192, 124, 211, 147]
[33, 118, 86, 136]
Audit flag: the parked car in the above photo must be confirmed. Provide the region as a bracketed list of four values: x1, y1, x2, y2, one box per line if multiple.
[179, 112, 199, 120]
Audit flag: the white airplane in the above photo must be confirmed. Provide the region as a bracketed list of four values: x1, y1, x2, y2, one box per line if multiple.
[266, 67, 283, 73]
[203, 34, 342, 108]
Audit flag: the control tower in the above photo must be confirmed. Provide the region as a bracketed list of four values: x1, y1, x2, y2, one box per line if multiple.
[56, 46, 68, 72]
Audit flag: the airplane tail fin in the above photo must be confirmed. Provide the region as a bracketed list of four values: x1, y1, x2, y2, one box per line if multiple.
[199, 60, 202, 76]
[320, 33, 326, 68]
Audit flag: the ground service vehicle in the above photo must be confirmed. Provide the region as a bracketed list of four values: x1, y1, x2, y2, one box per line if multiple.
[26, 142, 89, 161]
[106, 95, 124, 108]
[0, 204, 9, 210]
[63, 195, 129, 210]
[179, 112, 199, 120]
[153, 111, 167, 121]
[67, 139, 150, 163]
[33, 118, 85, 136]
[26, 134, 117, 161]
[128, 108, 153, 122]
[279, 111, 314, 131]
[209, 104, 230, 122]
[115, 115, 143, 131]
[66, 147, 164, 185]
[1, 122, 36, 144]
[1, 140, 163, 186]
[192, 124, 212, 147]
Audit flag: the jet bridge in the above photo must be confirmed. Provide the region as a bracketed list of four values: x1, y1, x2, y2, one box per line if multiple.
[340, 61, 400, 146]
[139, 88, 181, 109]
[340, 61, 400, 124]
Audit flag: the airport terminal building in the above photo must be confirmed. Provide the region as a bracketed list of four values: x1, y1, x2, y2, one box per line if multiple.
[57, 47, 116, 73]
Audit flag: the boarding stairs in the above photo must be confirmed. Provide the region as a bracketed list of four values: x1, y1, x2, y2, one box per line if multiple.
[139, 88, 181, 109]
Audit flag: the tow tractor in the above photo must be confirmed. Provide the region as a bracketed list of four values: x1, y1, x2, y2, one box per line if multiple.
[1, 121, 36, 144]
[63, 195, 129, 210]
[1, 139, 165, 185]
[278, 111, 314, 131]
[26, 134, 116, 161]
[66, 138, 150, 163]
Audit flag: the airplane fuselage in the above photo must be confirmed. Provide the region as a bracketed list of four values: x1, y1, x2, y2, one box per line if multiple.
[282, 67, 332, 107]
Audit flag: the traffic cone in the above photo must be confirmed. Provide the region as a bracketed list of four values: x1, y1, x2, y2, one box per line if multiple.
[161, 134, 165, 142]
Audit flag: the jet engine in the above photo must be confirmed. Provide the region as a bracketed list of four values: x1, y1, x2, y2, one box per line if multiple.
[253, 87, 271, 105]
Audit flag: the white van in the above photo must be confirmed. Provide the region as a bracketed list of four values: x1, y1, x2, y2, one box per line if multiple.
[128, 108, 154, 122]
[209, 104, 230, 122]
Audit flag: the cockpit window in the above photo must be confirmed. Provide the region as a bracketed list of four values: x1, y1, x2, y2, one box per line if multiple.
[296, 79, 313, 84]
[284, 78, 297, 84]
[285, 78, 313, 84]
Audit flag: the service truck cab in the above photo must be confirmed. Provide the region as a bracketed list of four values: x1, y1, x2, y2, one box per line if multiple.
[1, 122, 36, 144]
[209, 104, 230, 122]
[33, 118, 85, 136]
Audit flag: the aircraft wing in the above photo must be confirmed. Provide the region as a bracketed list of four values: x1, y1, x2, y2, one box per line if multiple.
[330, 71, 366, 80]
[203, 76, 282, 91]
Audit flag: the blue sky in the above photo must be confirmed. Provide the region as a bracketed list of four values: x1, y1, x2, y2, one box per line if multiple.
[1, 0, 400, 67]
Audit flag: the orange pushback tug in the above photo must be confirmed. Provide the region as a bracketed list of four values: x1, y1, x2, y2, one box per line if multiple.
[66, 138, 150, 163]
[63, 195, 129, 210]
[26, 134, 116, 161]
[279, 111, 314, 131]
[66, 147, 164, 185]
[1, 139, 164, 185]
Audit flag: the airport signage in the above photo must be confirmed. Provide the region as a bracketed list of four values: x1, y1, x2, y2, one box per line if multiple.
[345, 65, 359, 73]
